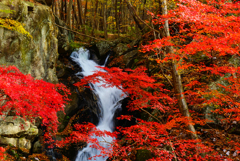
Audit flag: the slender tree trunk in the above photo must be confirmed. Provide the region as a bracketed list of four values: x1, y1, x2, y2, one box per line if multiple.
[64, 0, 67, 22]
[99, 6, 103, 31]
[142, 0, 146, 20]
[118, 0, 122, 33]
[160, 0, 198, 139]
[60, 0, 64, 20]
[72, 4, 78, 30]
[91, 0, 99, 38]
[103, 1, 108, 39]
[125, 0, 143, 32]
[84, 0, 88, 34]
[123, 4, 126, 33]
[77, 0, 83, 27]
[84, 0, 88, 24]
[72, 6, 75, 29]
[115, 0, 119, 35]
[67, 0, 73, 28]
[52, 0, 55, 14]
[55, 0, 60, 17]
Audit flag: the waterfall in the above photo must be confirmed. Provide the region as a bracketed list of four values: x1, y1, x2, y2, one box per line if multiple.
[71, 48, 125, 161]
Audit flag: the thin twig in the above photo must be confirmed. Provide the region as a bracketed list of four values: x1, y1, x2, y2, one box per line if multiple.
[54, 23, 109, 42]
[159, 63, 173, 87]
[140, 108, 162, 123]
[124, 0, 160, 34]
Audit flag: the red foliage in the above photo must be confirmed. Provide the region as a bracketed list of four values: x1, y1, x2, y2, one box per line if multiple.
[3, 0, 238, 160]
[70, 66, 230, 160]
[0, 65, 70, 156]
[61, 0, 240, 160]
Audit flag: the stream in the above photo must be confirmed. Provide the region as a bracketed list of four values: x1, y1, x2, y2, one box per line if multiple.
[71, 48, 125, 161]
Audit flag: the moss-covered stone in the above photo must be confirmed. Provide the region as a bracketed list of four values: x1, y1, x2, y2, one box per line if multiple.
[113, 43, 128, 56]
[0, 0, 59, 83]
[96, 41, 115, 57]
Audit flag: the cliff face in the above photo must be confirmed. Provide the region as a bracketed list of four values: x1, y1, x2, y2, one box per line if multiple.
[0, 0, 58, 83]
[0, 0, 64, 155]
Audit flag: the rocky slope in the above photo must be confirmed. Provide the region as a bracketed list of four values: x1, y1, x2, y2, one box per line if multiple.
[0, 0, 73, 159]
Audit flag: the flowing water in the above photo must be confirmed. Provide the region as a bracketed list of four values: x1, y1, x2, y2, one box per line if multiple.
[71, 48, 125, 161]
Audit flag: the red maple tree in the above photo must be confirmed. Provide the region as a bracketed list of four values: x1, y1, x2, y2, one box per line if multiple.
[61, 0, 240, 160]
[0, 0, 239, 160]
[0, 65, 70, 159]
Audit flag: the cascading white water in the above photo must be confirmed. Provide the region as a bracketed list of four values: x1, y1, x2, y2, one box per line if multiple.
[71, 48, 125, 161]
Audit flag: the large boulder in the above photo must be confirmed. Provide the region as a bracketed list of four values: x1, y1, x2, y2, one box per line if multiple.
[0, 137, 31, 149]
[0, 0, 58, 83]
[0, 116, 38, 149]
[0, 0, 59, 152]
[96, 41, 115, 57]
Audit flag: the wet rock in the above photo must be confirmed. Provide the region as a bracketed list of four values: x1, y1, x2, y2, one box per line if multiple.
[95, 41, 115, 58]
[0, 137, 18, 147]
[0, 137, 32, 149]
[33, 140, 43, 153]
[123, 49, 138, 67]
[18, 137, 31, 149]
[113, 43, 128, 56]
[0, 116, 30, 136]
[0, 116, 38, 149]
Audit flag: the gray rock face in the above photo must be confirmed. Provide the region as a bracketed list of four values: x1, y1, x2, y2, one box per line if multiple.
[0, 137, 31, 149]
[0, 0, 58, 83]
[0, 116, 31, 136]
[0, 116, 38, 149]
[113, 43, 128, 56]
[123, 49, 138, 67]
[96, 41, 115, 57]
[0, 0, 60, 150]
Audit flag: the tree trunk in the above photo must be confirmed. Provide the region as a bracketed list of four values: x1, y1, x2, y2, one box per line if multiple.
[125, 0, 143, 32]
[161, 0, 198, 139]
[64, 0, 67, 22]
[103, 1, 108, 39]
[115, 0, 119, 35]
[83, 0, 88, 34]
[118, 0, 122, 33]
[72, 4, 77, 29]
[67, 0, 73, 28]
[91, 0, 99, 38]
[77, 0, 83, 27]
[60, 0, 64, 20]
[142, 0, 146, 20]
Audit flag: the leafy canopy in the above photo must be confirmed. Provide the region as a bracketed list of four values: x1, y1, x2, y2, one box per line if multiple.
[61, 0, 240, 160]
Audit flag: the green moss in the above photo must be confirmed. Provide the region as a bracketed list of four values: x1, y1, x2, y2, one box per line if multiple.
[69, 40, 82, 51]
[0, 9, 15, 14]
[0, 18, 32, 38]
[134, 59, 139, 63]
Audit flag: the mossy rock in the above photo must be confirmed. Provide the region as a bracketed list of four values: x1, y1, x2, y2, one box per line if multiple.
[0, 0, 59, 83]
